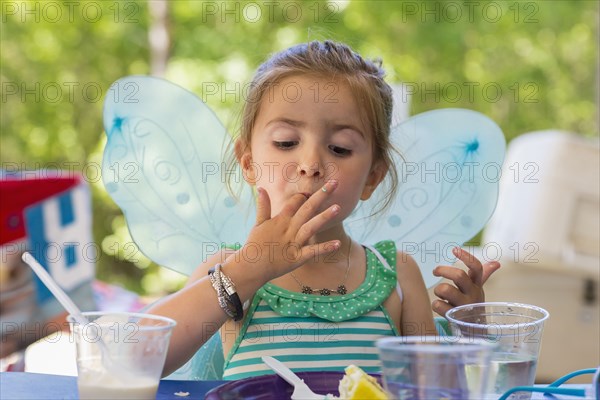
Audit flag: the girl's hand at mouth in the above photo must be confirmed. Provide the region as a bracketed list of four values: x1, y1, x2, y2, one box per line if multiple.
[240, 180, 341, 282]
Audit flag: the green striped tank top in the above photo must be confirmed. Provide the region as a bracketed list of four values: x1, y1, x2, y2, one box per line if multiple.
[222, 241, 400, 380]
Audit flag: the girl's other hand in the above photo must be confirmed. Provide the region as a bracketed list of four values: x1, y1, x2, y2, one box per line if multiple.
[431, 247, 501, 317]
[238, 180, 342, 282]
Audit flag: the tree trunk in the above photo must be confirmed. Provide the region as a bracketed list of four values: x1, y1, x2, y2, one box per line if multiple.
[148, 0, 170, 77]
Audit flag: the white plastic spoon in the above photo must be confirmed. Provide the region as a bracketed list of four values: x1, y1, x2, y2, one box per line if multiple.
[262, 356, 326, 400]
[22, 252, 132, 378]
[22, 252, 89, 325]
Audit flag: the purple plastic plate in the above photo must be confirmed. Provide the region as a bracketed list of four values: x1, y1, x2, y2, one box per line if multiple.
[205, 371, 382, 400]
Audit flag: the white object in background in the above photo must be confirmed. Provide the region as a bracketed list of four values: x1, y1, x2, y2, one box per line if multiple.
[481, 130, 599, 382]
[484, 130, 600, 277]
[25, 333, 77, 376]
[390, 83, 411, 127]
[482, 260, 599, 383]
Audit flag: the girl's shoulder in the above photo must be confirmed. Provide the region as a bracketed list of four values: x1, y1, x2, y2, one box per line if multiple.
[366, 240, 397, 265]
[361, 240, 399, 284]
[369, 240, 408, 270]
[368, 240, 420, 278]
[371, 239, 397, 256]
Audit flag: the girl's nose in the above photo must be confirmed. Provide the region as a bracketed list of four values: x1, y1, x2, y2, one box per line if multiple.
[297, 161, 324, 177]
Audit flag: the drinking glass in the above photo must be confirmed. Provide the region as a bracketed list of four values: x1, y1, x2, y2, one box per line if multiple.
[376, 335, 496, 399]
[446, 302, 549, 400]
[69, 311, 176, 400]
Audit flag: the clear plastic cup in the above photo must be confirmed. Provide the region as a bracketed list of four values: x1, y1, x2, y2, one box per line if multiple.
[68, 311, 176, 400]
[376, 336, 497, 399]
[446, 302, 550, 400]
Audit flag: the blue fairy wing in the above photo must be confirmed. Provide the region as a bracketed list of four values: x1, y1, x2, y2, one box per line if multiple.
[344, 108, 505, 288]
[102, 76, 255, 276]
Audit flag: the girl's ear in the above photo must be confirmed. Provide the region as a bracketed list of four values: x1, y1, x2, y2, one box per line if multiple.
[234, 139, 256, 184]
[361, 161, 388, 200]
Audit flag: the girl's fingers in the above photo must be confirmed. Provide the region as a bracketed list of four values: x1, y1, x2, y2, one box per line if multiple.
[290, 180, 338, 230]
[453, 247, 483, 286]
[295, 204, 341, 244]
[255, 187, 272, 225]
[432, 249, 497, 317]
[280, 192, 310, 218]
[433, 265, 473, 294]
[432, 299, 452, 317]
[298, 241, 340, 264]
[481, 261, 501, 284]
[433, 282, 465, 307]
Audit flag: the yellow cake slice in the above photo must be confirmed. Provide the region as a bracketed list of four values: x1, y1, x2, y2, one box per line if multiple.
[337, 365, 389, 400]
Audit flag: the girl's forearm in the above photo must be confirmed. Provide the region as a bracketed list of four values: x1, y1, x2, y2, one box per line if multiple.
[148, 258, 269, 377]
[148, 276, 228, 376]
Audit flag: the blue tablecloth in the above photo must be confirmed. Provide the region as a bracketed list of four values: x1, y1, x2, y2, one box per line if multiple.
[0, 372, 223, 399]
[0, 371, 594, 399]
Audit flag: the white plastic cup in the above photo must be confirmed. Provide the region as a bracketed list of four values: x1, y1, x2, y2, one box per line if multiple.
[446, 302, 550, 400]
[376, 336, 497, 399]
[68, 311, 176, 400]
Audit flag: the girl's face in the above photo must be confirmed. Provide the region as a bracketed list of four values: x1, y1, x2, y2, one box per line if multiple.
[239, 75, 386, 227]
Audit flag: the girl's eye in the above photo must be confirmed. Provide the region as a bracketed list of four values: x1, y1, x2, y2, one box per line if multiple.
[329, 145, 352, 156]
[273, 141, 298, 149]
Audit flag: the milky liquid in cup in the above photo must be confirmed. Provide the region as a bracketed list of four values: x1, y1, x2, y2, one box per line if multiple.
[72, 313, 174, 400]
[78, 372, 158, 400]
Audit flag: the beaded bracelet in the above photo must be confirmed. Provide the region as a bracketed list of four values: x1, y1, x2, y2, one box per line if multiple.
[208, 264, 244, 321]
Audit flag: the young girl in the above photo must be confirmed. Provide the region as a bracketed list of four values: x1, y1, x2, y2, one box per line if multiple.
[149, 40, 500, 380]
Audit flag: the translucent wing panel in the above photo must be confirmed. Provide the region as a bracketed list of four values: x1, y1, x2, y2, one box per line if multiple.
[345, 109, 505, 287]
[102, 76, 255, 276]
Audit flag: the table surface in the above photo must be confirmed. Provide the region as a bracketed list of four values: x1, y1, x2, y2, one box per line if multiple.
[0, 372, 223, 400]
[0, 371, 594, 399]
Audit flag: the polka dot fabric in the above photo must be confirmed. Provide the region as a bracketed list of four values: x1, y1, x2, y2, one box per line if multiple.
[257, 241, 397, 322]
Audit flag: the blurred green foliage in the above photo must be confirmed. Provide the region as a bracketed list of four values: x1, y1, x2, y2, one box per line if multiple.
[1, 0, 598, 296]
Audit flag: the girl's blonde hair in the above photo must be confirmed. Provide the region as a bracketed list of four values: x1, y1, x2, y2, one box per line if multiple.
[228, 40, 399, 215]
